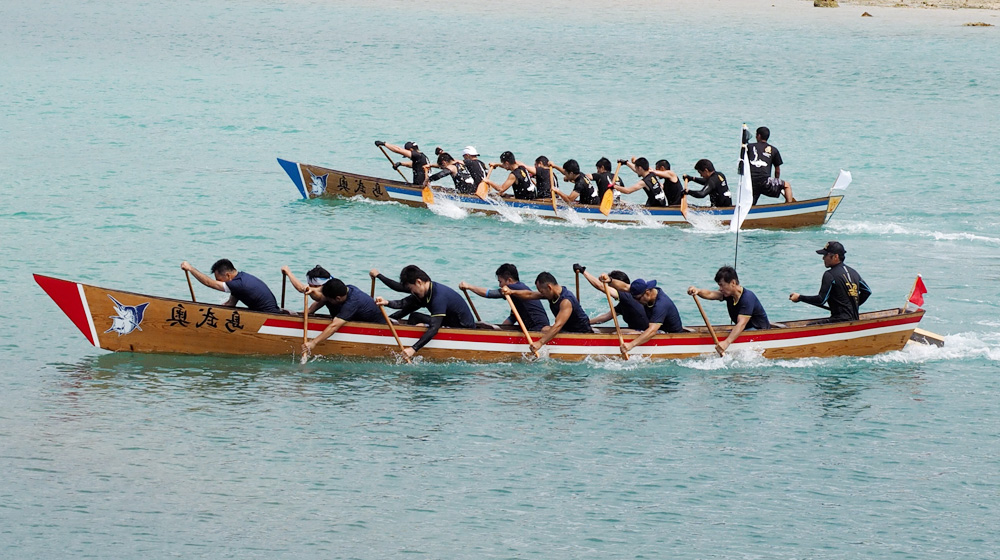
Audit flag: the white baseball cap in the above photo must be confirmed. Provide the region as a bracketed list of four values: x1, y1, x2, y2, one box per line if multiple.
[462, 146, 479, 156]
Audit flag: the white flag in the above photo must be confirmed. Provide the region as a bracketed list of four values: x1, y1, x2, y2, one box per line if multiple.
[832, 169, 852, 190]
[730, 125, 754, 233]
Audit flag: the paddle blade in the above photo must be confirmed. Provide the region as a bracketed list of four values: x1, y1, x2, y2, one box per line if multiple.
[599, 188, 613, 216]
[422, 185, 434, 205]
[551, 191, 558, 213]
[475, 181, 489, 200]
[680, 195, 688, 219]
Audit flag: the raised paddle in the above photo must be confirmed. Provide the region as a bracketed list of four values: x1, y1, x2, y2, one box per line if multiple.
[504, 294, 540, 358]
[377, 302, 412, 363]
[603, 280, 629, 360]
[692, 294, 724, 356]
[185, 270, 197, 302]
[370, 276, 376, 298]
[599, 161, 624, 216]
[280, 270, 287, 308]
[575, 269, 581, 301]
[461, 287, 482, 322]
[378, 144, 410, 183]
[300, 292, 310, 364]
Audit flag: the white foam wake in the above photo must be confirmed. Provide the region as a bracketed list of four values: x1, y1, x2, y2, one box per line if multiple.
[829, 221, 1000, 245]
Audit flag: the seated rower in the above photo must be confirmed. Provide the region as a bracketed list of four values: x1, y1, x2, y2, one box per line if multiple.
[461, 146, 489, 188]
[484, 151, 537, 200]
[650, 159, 685, 206]
[604, 276, 684, 354]
[588, 157, 624, 203]
[281, 265, 337, 315]
[459, 263, 550, 331]
[374, 265, 475, 359]
[520, 156, 556, 199]
[551, 159, 599, 206]
[682, 159, 733, 207]
[502, 271, 593, 354]
[616, 157, 668, 207]
[573, 264, 647, 332]
[181, 259, 281, 313]
[375, 140, 429, 185]
[426, 152, 476, 194]
[303, 279, 382, 356]
[789, 241, 871, 323]
[687, 266, 769, 354]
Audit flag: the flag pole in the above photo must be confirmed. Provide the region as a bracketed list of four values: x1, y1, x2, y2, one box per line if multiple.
[734, 124, 750, 269]
[902, 274, 920, 314]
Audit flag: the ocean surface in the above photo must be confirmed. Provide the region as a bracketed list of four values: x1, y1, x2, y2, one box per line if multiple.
[2, 0, 999, 557]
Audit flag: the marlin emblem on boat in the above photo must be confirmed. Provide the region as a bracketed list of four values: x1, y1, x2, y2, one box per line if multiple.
[105, 295, 149, 336]
[308, 170, 329, 196]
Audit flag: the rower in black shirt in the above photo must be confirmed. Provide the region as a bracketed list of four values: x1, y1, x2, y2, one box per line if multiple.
[461, 146, 489, 187]
[747, 127, 794, 204]
[790, 241, 872, 323]
[588, 157, 624, 203]
[616, 157, 668, 207]
[502, 271, 593, 354]
[551, 159, 599, 206]
[374, 265, 475, 359]
[522, 156, 555, 199]
[650, 159, 685, 206]
[426, 152, 476, 194]
[683, 159, 733, 207]
[485, 151, 536, 200]
[376, 140, 429, 185]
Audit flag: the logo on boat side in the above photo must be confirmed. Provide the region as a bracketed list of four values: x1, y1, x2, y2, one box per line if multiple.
[105, 295, 149, 336]
[308, 171, 329, 196]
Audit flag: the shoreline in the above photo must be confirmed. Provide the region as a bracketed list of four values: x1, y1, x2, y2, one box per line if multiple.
[839, 0, 1000, 9]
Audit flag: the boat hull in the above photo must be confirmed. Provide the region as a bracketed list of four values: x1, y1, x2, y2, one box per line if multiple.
[36, 274, 923, 362]
[279, 158, 844, 229]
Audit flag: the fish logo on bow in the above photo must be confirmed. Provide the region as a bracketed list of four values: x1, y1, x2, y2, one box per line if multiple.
[105, 295, 149, 336]
[308, 171, 329, 196]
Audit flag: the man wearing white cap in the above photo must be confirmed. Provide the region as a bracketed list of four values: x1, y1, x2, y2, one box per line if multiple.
[461, 146, 489, 187]
[280, 264, 339, 315]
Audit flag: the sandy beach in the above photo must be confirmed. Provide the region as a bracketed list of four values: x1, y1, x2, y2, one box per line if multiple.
[841, 0, 1000, 9]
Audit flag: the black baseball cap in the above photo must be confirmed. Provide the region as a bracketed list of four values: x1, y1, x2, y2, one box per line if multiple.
[404, 141, 417, 150]
[817, 241, 846, 256]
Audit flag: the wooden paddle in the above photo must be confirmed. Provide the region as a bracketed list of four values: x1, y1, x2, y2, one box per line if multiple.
[692, 294, 724, 356]
[300, 292, 310, 364]
[378, 144, 410, 182]
[549, 165, 559, 214]
[280, 270, 287, 308]
[377, 302, 412, 363]
[185, 270, 196, 302]
[461, 287, 482, 322]
[505, 294, 540, 358]
[603, 280, 629, 360]
[370, 276, 376, 298]
[599, 161, 623, 216]
[680, 178, 689, 220]
[475, 166, 493, 200]
[575, 269, 581, 301]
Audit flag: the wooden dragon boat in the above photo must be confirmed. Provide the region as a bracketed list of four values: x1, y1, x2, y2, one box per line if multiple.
[278, 158, 845, 230]
[36, 274, 924, 362]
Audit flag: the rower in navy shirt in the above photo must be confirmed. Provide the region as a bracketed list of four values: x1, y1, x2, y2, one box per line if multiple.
[574, 265, 648, 331]
[181, 258, 281, 314]
[302, 279, 382, 356]
[460, 263, 550, 331]
[616, 157, 668, 207]
[600, 276, 684, 355]
[552, 159, 599, 206]
[502, 271, 593, 354]
[375, 265, 475, 359]
[688, 266, 770, 355]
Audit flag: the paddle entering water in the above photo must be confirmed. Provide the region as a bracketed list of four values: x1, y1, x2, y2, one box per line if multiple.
[300, 292, 310, 364]
[505, 294, 540, 358]
[599, 161, 623, 217]
[377, 302, 412, 363]
[691, 294, 724, 356]
[603, 279, 629, 360]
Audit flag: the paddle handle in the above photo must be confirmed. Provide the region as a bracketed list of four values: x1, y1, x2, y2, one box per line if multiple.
[280, 271, 287, 308]
[610, 160, 623, 190]
[185, 270, 196, 302]
[575, 270, 580, 302]
[370, 276, 376, 298]
[378, 303, 412, 363]
[461, 287, 482, 322]
[604, 281, 629, 360]
[505, 294, 540, 358]
[692, 294, 723, 356]
[378, 144, 410, 182]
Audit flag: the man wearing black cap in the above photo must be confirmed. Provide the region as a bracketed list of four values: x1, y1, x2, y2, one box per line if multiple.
[688, 266, 769, 354]
[790, 241, 871, 322]
[601, 276, 684, 354]
[376, 140, 429, 185]
[485, 151, 536, 199]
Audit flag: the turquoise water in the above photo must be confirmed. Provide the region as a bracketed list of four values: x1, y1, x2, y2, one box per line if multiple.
[3, 0, 1000, 556]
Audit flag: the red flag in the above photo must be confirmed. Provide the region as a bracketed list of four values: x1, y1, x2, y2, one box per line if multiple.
[908, 275, 928, 307]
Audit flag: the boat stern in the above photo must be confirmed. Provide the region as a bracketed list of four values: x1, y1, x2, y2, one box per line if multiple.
[824, 194, 845, 224]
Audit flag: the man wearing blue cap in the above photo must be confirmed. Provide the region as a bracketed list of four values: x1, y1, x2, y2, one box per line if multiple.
[687, 266, 769, 354]
[604, 275, 684, 354]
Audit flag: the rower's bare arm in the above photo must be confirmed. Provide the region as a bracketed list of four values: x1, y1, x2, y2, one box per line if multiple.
[557, 188, 578, 204]
[396, 161, 413, 169]
[582, 270, 605, 293]
[537, 300, 572, 345]
[687, 286, 724, 301]
[281, 266, 308, 294]
[459, 282, 489, 298]
[605, 276, 629, 294]
[625, 322, 661, 351]
[501, 286, 543, 300]
[180, 262, 227, 292]
[650, 169, 678, 182]
[616, 180, 643, 195]
[305, 317, 348, 353]
[223, 294, 238, 307]
[719, 315, 751, 352]
[590, 310, 613, 325]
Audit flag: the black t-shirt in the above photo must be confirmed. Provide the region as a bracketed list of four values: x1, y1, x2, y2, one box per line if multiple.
[645, 288, 684, 333]
[747, 142, 783, 184]
[573, 175, 598, 205]
[225, 271, 280, 313]
[429, 164, 475, 193]
[465, 158, 488, 187]
[726, 288, 770, 330]
[798, 263, 872, 322]
[534, 165, 554, 199]
[689, 172, 733, 207]
[487, 281, 550, 331]
[662, 175, 684, 206]
[592, 171, 618, 202]
[511, 166, 536, 200]
[548, 286, 593, 333]
[641, 173, 668, 207]
[410, 149, 429, 185]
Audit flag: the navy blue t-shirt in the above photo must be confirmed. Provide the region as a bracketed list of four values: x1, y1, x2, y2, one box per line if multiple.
[549, 286, 593, 333]
[487, 282, 550, 331]
[726, 287, 770, 330]
[424, 282, 476, 328]
[336, 285, 382, 323]
[615, 291, 649, 331]
[226, 271, 280, 313]
[644, 288, 684, 333]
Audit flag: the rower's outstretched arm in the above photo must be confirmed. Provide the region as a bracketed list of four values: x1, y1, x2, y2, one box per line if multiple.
[180, 262, 226, 292]
[650, 169, 679, 182]
[502, 287, 544, 300]
[556, 187, 578, 204]
[304, 317, 348, 354]
[370, 269, 409, 293]
[615, 180, 644, 195]
[382, 143, 412, 158]
[792, 273, 833, 308]
[687, 286, 724, 301]
[623, 322, 662, 353]
[717, 314, 751, 353]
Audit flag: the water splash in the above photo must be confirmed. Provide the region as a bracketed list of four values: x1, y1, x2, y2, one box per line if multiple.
[426, 191, 469, 220]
